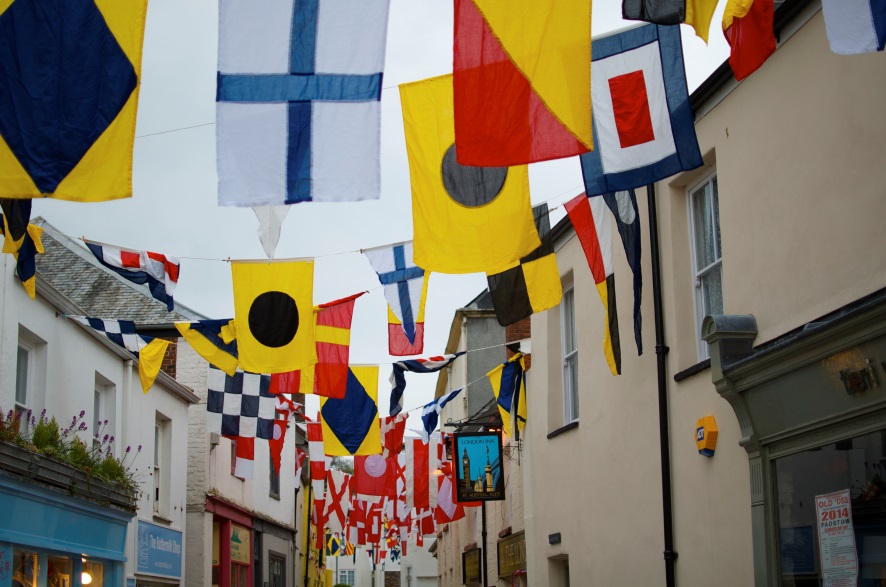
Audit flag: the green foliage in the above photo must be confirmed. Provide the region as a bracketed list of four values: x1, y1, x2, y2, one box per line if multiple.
[0, 410, 22, 443]
[31, 416, 60, 452]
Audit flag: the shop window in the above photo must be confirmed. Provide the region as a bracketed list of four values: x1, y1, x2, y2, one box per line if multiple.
[12, 551, 37, 587]
[687, 172, 722, 360]
[561, 281, 579, 424]
[338, 569, 355, 586]
[48, 557, 72, 587]
[82, 559, 103, 587]
[269, 554, 285, 587]
[775, 428, 886, 586]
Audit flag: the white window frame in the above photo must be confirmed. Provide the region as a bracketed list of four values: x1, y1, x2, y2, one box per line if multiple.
[93, 374, 116, 454]
[15, 344, 31, 432]
[338, 569, 355, 586]
[154, 413, 171, 517]
[687, 170, 723, 361]
[561, 281, 579, 424]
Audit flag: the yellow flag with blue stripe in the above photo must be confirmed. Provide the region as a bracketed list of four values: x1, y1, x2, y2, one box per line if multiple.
[0, 0, 147, 201]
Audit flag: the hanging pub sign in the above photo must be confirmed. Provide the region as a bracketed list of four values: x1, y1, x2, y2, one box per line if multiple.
[453, 432, 505, 502]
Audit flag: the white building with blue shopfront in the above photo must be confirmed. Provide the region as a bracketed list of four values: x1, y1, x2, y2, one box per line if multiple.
[0, 221, 199, 587]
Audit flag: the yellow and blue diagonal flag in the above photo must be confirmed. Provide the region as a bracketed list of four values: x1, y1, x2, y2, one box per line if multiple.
[0, 199, 43, 299]
[320, 366, 381, 456]
[487, 353, 527, 438]
[175, 319, 239, 376]
[0, 0, 148, 201]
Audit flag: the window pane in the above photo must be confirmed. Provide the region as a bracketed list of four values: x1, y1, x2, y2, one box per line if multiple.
[775, 429, 886, 586]
[563, 289, 576, 353]
[15, 347, 28, 405]
[565, 355, 579, 422]
[701, 265, 724, 317]
[711, 177, 721, 259]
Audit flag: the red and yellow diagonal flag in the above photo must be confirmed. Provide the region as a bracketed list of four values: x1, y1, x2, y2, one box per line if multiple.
[564, 194, 622, 376]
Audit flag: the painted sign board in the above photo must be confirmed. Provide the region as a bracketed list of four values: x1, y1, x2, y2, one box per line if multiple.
[463, 548, 482, 585]
[231, 524, 251, 564]
[498, 531, 526, 577]
[453, 432, 505, 502]
[815, 489, 858, 587]
[136, 520, 183, 578]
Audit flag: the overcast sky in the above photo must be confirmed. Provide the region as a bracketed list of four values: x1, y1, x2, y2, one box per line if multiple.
[32, 0, 729, 428]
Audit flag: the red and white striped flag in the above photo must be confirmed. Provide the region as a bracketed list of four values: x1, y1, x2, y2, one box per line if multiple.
[406, 435, 439, 509]
[83, 238, 180, 311]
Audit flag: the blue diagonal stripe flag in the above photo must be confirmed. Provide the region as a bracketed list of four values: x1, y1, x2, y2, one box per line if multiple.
[389, 353, 465, 417]
[421, 387, 464, 444]
[216, 0, 391, 206]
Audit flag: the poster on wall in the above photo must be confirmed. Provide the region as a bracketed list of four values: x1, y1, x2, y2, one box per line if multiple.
[815, 488, 858, 587]
[136, 520, 183, 579]
[230, 524, 251, 565]
[453, 432, 505, 502]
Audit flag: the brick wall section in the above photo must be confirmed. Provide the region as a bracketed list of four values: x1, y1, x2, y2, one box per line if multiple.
[505, 318, 531, 370]
[160, 337, 177, 378]
[384, 571, 401, 587]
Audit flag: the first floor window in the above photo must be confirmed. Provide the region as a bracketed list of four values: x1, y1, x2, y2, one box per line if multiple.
[269, 554, 285, 587]
[338, 569, 356, 586]
[688, 172, 723, 360]
[562, 284, 579, 424]
[15, 344, 30, 432]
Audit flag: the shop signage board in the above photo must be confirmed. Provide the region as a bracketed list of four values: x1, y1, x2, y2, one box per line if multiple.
[463, 548, 482, 585]
[815, 489, 858, 587]
[136, 520, 183, 578]
[453, 432, 505, 502]
[231, 524, 251, 564]
[498, 531, 526, 578]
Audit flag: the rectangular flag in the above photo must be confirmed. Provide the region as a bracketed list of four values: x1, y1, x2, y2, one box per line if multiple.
[206, 366, 278, 439]
[381, 413, 408, 458]
[604, 191, 643, 355]
[822, 0, 886, 54]
[487, 203, 562, 326]
[0, 0, 147, 201]
[580, 24, 702, 196]
[216, 0, 391, 206]
[364, 242, 429, 356]
[324, 469, 351, 533]
[307, 420, 328, 497]
[487, 354, 527, 438]
[175, 319, 239, 377]
[0, 200, 43, 299]
[231, 260, 316, 374]
[389, 353, 465, 417]
[622, 0, 719, 43]
[313, 293, 364, 398]
[70, 316, 170, 393]
[228, 436, 255, 479]
[320, 366, 381, 456]
[354, 453, 397, 498]
[722, 0, 776, 81]
[565, 194, 622, 376]
[453, 0, 592, 165]
[83, 238, 180, 311]
[400, 74, 540, 274]
[406, 434, 439, 509]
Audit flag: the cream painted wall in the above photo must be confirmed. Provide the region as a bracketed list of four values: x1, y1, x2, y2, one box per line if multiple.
[525, 5, 885, 587]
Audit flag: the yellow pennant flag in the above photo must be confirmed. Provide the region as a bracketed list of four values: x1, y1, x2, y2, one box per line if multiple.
[487, 353, 527, 438]
[0, 0, 148, 201]
[400, 74, 540, 274]
[138, 338, 171, 393]
[231, 260, 316, 374]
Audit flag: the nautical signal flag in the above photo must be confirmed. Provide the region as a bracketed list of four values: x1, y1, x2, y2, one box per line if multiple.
[71, 317, 170, 393]
[216, 0, 390, 206]
[83, 238, 180, 312]
[487, 353, 527, 438]
[320, 366, 381, 456]
[206, 366, 278, 439]
[400, 74, 540, 275]
[0, 199, 43, 299]
[565, 194, 622, 376]
[580, 24, 702, 196]
[389, 353, 465, 418]
[604, 191, 643, 356]
[231, 260, 316, 374]
[175, 319, 239, 377]
[722, 0, 776, 81]
[622, 0, 719, 43]
[0, 0, 147, 201]
[821, 0, 886, 54]
[314, 293, 364, 398]
[487, 203, 562, 327]
[354, 454, 397, 498]
[452, 0, 592, 165]
[364, 242, 428, 356]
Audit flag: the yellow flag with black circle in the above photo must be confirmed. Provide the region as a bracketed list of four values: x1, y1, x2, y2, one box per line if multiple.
[400, 74, 540, 274]
[231, 260, 316, 374]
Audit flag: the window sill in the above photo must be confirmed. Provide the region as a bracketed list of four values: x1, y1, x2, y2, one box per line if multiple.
[152, 513, 173, 525]
[547, 421, 578, 439]
[673, 358, 711, 382]
[270, 492, 280, 501]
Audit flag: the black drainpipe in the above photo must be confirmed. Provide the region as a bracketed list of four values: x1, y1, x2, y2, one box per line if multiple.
[647, 182, 677, 587]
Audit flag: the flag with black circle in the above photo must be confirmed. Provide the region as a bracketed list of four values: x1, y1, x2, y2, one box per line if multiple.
[486, 203, 562, 326]
[231, 260, 316, 374]
[400, 74, 540, 274]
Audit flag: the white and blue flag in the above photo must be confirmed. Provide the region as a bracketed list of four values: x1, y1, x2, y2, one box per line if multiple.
[217, 0, 391, 206]
[420, 387, 464, 444]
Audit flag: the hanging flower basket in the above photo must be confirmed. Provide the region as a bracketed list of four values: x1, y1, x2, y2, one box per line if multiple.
[0, 440, 137, 512]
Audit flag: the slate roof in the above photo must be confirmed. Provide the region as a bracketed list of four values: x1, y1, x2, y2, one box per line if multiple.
[33, 218, 204, 323]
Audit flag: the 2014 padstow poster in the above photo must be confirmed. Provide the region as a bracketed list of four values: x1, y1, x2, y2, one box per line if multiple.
[453, 432, 505, 502]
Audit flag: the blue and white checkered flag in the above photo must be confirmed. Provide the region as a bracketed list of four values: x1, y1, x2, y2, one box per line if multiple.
[70, 316, 150, 353]
[207, 366, 277, 439]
